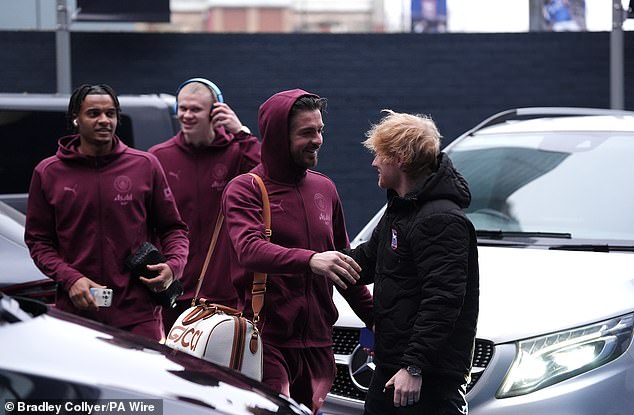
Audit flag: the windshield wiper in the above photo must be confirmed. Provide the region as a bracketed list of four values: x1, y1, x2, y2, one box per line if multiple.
[549, 244, 634, 252]
[476, 230, 572, 240]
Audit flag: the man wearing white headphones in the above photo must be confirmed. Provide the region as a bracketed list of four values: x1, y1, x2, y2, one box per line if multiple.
[149, 78, 260, 332]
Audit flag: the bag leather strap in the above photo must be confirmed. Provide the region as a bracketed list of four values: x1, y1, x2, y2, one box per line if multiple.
[191, 212, 225, 307]
[246, 173, 271, 325]
[191, 173, 271, 326]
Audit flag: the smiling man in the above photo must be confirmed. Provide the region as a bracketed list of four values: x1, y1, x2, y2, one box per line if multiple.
[24, 84, 189, 341]
[149, 78, 260, 332]
[345, 110, 479, 415]
[221, 89, 374, 414]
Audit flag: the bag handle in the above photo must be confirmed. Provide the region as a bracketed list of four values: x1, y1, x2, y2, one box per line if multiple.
[246, 173, 271, 326]
[199, 298, 243, 316]
[181, 300, 244, 325]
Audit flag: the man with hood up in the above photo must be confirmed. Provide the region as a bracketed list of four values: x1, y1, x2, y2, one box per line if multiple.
[345, 110, 479, 414]
[149, 78, 260, 331]
[25, 84, 189, 341]
[221, 89, 373, 413]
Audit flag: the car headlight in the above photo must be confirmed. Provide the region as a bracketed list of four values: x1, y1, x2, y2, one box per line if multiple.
[498, 313, 634, 398]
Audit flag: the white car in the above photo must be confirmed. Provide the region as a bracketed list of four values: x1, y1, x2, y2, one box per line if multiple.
[0, 200, 55, 302]
[323, 108, 634, 415]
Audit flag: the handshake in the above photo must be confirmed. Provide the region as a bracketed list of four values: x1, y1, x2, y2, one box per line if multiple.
[308, 251, 361, 290]
[125, 242, 183, 309]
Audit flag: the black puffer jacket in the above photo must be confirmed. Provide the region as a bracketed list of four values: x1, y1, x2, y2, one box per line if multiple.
[348, 152, 479, 380]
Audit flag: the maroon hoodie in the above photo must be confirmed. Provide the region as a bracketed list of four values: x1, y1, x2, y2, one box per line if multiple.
[221, 89, 373, 348]
[25, 135, 189, 328]
[149, 128, 260, 305]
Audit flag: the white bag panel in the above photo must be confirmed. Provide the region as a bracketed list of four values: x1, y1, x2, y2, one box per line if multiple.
[166, 305, 263, 381]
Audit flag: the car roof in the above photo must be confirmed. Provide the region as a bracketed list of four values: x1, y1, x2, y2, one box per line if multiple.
[0, 92, 175, 111]
[477, 115, 634, 135]
[456, 107, 634, 139]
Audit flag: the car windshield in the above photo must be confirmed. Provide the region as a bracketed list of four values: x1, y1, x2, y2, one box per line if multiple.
[447, 131, 634, 242]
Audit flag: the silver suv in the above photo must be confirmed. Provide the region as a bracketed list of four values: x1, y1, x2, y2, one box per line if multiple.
[323, 108, 634, 415]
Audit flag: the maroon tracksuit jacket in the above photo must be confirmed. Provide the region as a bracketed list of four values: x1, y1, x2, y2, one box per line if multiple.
[25, 135, 189, 328]
[221, 89, 373, 349]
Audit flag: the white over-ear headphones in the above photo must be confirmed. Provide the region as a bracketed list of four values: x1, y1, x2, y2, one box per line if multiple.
[174, 78, 224, 113]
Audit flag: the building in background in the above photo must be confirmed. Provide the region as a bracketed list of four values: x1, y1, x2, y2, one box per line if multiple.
[140, 0, 383, 33]
[0, 0, 630, 33]
[144, 0, 292, 32]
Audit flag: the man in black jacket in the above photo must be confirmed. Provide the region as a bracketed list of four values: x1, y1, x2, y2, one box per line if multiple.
[347, 110, 479, 414]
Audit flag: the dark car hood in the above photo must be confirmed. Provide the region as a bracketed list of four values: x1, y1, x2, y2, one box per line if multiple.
[0, 298, 308, 415]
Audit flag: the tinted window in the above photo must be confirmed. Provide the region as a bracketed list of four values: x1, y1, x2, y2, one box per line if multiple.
[0, 110, 133, 194]
[449, 132, 634, 241]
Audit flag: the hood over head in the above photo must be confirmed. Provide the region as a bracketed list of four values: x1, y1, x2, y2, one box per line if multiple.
[258, 89, 320, 183]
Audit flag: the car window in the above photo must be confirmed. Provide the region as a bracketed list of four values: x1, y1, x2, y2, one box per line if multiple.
[0, 110, 134, 195]
[448, 132, 634, 241]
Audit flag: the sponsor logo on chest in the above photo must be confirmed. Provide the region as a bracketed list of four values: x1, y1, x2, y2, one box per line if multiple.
[210, 164, 229, 191]
[314, 193, 331, 226]
[113, 175, 133, 206]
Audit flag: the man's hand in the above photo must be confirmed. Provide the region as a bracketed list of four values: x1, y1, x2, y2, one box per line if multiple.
[384, 368, 422, 407]
[139, 263, 174, 293]
[68, 276, 105, 311]
[211, 102, 245, 135]
[309, 252, 361, 289]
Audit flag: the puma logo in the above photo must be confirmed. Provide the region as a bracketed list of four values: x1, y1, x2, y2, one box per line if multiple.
[168, 171, 180, 181]
[63, 185, 77, 196]
[270, 200, 284, 212]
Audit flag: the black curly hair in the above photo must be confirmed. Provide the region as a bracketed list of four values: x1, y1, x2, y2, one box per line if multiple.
[66, 84, 121, 132]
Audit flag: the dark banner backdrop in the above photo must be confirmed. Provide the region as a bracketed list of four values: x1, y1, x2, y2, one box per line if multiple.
[0, 31, 631, 235]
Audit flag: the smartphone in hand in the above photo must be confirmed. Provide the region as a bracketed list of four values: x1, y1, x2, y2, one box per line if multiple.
[90, 288, 113, 307]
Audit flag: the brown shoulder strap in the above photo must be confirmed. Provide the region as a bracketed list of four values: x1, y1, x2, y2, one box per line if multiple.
[191, 212, 224, 307]
[246, 173, 271, 325]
